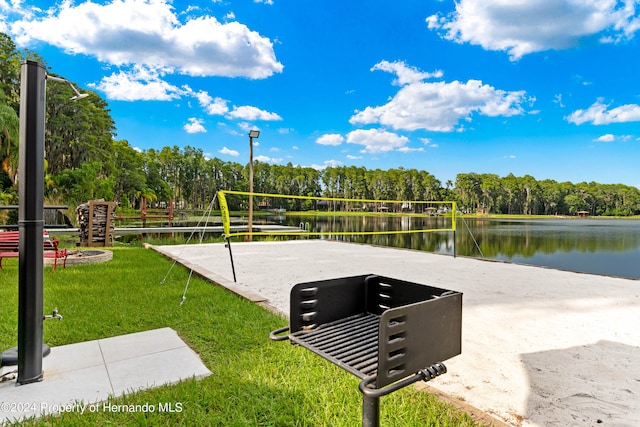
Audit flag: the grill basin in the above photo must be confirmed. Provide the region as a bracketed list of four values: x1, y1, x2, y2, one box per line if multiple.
[286, 274, 462, 388]
[271, 274, 462, 427]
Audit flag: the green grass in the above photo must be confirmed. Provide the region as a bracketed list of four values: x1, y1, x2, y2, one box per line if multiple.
[0, 245, 487, 426]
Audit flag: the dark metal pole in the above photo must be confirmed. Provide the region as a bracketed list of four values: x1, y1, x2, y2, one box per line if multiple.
[247, 135, 254, 242]
[225, 237, 237, 283]
[362, 394, 380, 427]
[17, 60, 46, 384]
[453, 229, 457, 258]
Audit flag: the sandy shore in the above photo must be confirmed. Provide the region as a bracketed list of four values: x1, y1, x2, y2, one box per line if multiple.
[154, 240, 640, 426]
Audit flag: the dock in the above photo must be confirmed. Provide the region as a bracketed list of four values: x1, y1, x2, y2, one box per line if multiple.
[45, 224, 305, 236]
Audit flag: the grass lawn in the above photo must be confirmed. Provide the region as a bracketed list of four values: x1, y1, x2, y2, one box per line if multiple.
[0, 243, 487, 426]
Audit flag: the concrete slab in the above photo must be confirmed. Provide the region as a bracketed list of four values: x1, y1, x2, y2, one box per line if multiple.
[153, 240, 640, 427]
[0, 327, 211, 424]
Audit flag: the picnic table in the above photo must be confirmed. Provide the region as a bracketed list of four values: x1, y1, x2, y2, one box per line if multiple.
[0, 230, 68, 272]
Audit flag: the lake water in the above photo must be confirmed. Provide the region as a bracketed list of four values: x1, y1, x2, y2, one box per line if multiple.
[267, 215, 640, 279]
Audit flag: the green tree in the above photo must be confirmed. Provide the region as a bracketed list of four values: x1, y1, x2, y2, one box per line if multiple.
[111, 139, 147, 207]
[143, 148, 172, 204]
[52, 161, 114, 206]
[454, 173, 482, 212]
[563, 193, 588, 215]
[0, 33, 22, 110]
[182, 145, 208, 208]
[45, 80, 115, 175]
[0, 101, 19, 185]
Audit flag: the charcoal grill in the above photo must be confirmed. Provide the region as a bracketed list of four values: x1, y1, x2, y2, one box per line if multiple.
[270, 274, 462, 427]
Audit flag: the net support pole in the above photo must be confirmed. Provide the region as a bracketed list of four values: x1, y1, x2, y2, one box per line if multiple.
[225, 237, 237, 283]
[453, 230, 456, 258]
[452, 203, 457, 258]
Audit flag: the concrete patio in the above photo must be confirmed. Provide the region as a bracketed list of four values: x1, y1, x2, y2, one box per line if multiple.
[0, 327, 211, 424]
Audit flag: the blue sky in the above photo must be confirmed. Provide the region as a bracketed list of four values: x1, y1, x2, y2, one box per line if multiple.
[2, 0, 640, 187]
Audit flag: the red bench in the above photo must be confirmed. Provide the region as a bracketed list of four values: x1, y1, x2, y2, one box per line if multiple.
[0, 230, 68, 272]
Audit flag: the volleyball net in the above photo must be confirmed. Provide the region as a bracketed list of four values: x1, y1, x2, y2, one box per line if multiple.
[216, 190, 456, 239]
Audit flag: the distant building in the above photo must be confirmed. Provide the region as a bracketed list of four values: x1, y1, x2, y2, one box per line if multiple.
[477, 207, 490, 215]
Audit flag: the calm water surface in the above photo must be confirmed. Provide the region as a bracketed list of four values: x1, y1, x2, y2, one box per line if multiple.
[269, 215, 640, 279]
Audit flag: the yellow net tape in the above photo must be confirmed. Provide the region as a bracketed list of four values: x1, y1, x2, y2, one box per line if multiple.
[217, 190, 456, 239]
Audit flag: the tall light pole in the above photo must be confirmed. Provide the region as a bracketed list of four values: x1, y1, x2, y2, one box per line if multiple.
[12, 61, 87, 384]
[247, 130, 260, 241]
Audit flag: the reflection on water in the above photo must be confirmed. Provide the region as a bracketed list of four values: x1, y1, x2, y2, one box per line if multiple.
[270, 215, 640, 279]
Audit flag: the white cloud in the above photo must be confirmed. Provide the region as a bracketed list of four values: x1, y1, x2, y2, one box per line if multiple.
[237, 122, 254, 133]
[553, 94, 565, 108]
[206, 98, 230, 115]
[255, 155, 282, 163]
[346, 128, 410, 153]
[398, 146, 424, 153]
[226, 105, 283, 121]
[316, 133, 345, 146]
[310, 159, 343, 170]
[595, 134, 615, 142]
[371, 60, 443, 85]
[195, 93, 229, 115]
[567, 99, 640, 125]
[427, 0, 640, 60]
[93, 65, 185, 101]
[350, 61, 526, 132]
[184, 117, 206, 134]
[324, 159, 343, 167]
[9, 0, 283, 78]
[419, 137, 439, 149]
[193, 90, 212, 106]
[219, 146, 239, 156]
[346, 155, 362, 160]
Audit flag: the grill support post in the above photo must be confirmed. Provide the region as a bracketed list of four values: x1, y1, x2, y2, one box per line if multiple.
[362, 394, 380, 427]
[358, 364, 448, 427]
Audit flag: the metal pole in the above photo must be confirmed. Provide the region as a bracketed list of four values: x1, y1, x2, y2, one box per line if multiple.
[452, 203, 457, 258]
[247, 135, 254, 241]
[362, 394, 380, 427]
[453, 229, 457, 258]
[17, 60, 46, 384]
[225, 237, 237, 283]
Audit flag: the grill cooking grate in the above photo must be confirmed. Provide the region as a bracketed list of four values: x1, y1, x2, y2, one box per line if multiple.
[290, 313, 380, 379]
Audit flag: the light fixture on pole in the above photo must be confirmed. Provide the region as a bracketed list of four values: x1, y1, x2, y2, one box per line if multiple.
[247, 130, 260, 241]
[45, 75, 90, 101]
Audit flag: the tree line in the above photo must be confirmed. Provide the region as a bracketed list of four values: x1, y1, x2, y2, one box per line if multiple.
[1, 32, 639, 220]
[454, 173, 640, 216]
